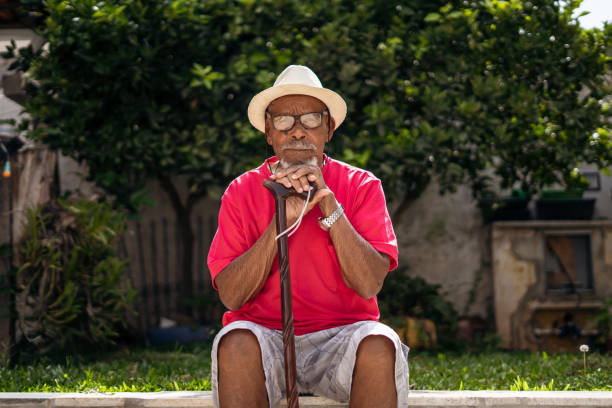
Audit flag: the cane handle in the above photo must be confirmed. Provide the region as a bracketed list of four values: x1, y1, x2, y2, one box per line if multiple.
[263, 179, 317, 201]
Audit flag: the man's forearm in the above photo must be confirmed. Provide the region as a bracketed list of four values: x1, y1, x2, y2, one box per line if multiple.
[214, 221, 278, 310]
[320, 195, 390, 299]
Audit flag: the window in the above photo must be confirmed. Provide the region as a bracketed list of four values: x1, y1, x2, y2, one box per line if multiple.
[544, 234, 593, 292]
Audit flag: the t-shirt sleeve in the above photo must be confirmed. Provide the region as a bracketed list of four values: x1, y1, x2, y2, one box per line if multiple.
[207, 183, 249, 289]
[348, 177, 399, 271]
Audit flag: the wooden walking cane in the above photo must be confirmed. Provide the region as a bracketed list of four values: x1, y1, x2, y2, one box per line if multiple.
[263, 179, 317, 408]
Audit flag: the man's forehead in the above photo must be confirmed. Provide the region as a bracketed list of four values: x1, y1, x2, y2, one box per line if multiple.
[267, 94, 327, 113]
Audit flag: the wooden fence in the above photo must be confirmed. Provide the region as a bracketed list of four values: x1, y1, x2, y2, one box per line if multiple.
[118, 203, 224, 333]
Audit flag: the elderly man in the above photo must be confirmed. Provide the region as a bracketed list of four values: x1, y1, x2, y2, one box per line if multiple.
[207, 65, 409, 408]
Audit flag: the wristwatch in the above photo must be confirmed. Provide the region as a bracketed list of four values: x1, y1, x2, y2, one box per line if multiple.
[318, 204, 344, 231]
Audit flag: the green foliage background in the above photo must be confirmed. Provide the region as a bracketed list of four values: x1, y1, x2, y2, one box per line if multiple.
[4, 0, 611, 213]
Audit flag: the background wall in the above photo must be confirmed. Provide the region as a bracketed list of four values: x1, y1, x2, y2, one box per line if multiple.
[393, 168, 612, 325]
[393, 181, 492, 320]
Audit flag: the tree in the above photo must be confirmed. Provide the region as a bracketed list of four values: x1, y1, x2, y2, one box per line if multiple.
[4, 0, 610, 315]
[293, 0, 612, 221]
[4, 0, 285, 312]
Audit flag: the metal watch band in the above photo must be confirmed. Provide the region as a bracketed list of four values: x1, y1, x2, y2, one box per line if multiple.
[318, 204, 344, 230]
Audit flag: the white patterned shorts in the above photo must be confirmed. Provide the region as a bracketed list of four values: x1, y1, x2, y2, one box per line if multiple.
[211, 320, 410, 408]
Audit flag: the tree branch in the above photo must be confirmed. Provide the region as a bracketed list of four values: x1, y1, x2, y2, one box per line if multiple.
[391, 194, 417, 226]
[159, 176, 185, 214]
[391, 179, 431, 225]
[186, 187, 208, 214]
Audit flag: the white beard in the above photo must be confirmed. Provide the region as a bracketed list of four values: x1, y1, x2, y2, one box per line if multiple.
[278, 156, 317, 169]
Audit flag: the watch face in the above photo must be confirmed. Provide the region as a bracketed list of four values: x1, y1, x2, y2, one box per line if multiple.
[317, 218, 330, 231]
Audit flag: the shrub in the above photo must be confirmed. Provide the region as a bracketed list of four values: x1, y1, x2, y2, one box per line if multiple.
[378, 267, 459, 348]
[594, 298, 612, 351]
[14, 197, 135, 357]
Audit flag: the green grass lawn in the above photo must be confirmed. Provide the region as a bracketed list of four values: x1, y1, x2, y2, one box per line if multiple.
[411, 350, 611, 391]
[1, 344, 610, 392]
[0, 343, 213, 392]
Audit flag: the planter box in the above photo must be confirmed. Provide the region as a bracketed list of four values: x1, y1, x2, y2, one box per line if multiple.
[535, 198, 596, 220]
[480, 197, 530, 223]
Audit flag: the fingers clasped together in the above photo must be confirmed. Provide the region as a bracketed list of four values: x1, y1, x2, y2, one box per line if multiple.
[269, 163, 334, 225]
[269, 163, 324, 193]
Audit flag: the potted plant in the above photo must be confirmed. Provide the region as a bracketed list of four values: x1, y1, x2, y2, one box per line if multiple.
[479, 189, 531, 223]
[535, 188, 595, 220]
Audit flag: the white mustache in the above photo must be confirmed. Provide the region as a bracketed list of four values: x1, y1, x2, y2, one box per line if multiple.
[280, 142, 317, 151]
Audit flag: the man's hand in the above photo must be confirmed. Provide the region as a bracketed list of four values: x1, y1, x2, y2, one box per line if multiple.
[269, 164, 333, 225]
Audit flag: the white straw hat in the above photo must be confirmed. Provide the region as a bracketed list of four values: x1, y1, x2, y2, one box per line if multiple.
[247, 65, 347, 133]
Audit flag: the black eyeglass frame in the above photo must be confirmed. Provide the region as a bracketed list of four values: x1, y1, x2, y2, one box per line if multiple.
[265, 109, 330, 132]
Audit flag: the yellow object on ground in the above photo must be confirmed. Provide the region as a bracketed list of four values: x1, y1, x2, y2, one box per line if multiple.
[386, 316, 438, 349]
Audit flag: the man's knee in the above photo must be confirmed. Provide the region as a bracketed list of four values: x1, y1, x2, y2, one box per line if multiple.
[218, 329, 262, 367]
[216, 329, 268, 407]
[351, 335, 398, 407]
[355, 335, 396, 369]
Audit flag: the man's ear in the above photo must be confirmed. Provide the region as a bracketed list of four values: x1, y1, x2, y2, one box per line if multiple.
[327, 117, 336, 143]
[265, 117, 273, 145]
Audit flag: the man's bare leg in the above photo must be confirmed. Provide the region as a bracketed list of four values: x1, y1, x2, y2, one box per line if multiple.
[349, 335, 397, 408]
[217, 329, 268, 408]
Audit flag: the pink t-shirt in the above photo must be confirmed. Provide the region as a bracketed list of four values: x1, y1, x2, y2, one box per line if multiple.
[207, 155, 398, 335]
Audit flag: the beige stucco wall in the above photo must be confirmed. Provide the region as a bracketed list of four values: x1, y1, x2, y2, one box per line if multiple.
[491, 228, 538, 347]
[392, 180, 491, 319]
[492, 221, 612, 350]
[392, 172, 612, 334]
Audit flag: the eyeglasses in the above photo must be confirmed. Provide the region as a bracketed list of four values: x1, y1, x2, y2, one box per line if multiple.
[266, 111, 328, 131]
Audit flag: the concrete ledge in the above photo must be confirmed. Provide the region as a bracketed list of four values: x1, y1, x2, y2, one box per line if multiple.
[1, 391, 612, 407]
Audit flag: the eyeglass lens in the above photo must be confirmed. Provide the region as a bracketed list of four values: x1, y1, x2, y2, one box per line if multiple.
[273, 112, 323, 131]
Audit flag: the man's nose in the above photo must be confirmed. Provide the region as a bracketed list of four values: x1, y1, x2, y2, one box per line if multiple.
[288, 120, 307, 139]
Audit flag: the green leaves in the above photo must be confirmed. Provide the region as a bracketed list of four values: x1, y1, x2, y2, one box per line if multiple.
[92, 4, 127, 24]
[5, 0, 611, 218]
[189, 64, 225, 89]
[425, 12, 441, 22]
[15, 198, 135, 356]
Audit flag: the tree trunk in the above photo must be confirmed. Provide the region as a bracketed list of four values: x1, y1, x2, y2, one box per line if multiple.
[391, 179, 431, 225]
[160, 177, 192, 316]
[392, 195, 416, 226]
[176, 209, 195, 315]
[159, 176, 206, 317]
[8, 175, 16, 365]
